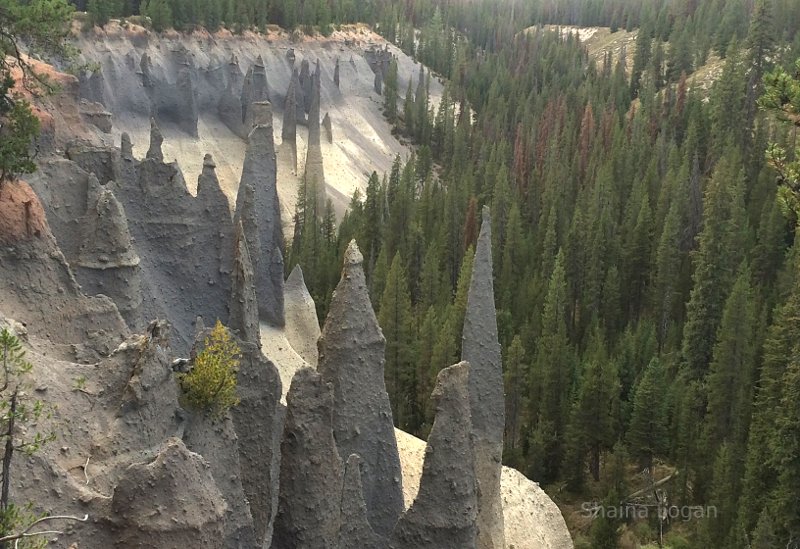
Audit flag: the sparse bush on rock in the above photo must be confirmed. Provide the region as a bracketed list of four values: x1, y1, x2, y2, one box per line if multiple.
[180, 321, 241, 417]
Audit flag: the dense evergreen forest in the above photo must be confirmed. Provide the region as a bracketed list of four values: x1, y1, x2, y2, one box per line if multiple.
[69, 0, 800, 546]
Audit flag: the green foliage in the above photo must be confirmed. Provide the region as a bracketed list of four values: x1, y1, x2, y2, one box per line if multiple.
[179, 321, 240, 417]
[0, 328, 55, 547]
[0, 0, 73, 184]
[87, 0, 123, 26]
[141, 0, 173, 31]
[0, 86, 39, 182]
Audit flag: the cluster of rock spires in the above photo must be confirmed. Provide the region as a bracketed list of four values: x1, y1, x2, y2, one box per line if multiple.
[2, 152, 508, 548]
[272, 231, 504, 549]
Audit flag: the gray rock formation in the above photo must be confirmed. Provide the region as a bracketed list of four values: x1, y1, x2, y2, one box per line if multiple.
[238, 105, 285, 326]
[339, 454, 386, 549]
[140, 53, 154, 89]
[230, 220, 260, 346]
[183, 327, 260, 549]
[75, 181, 142, 324]
[282, 70, 298, 170]
[317, 240, 404, 537]
[80, 99, 113, 133]
[175, 63, 199, 136]
[299, 58, 312, 114]
[0, 178, 128, 349]
[334, 57, 340, 89]
[241, 56, 270, 126]
[389, 362, 478, 549]
[304, 64, 326, 210]
[232, 342, 284, 546]
[65, 141, 121, 185]
[323, 112, 333, 143]
[120, 132, 133, 160]
[146, 117, 164, 161]
[461, 206, 505, 549]
[271, 368, 342, 549]
[374, 70, 383, 95]
[110, 438, 227, 549]
[79, 67, 105, 105]
[218, 55, 246, 138]
[284, 265, 320, 367]
[292, 68, 306, 124]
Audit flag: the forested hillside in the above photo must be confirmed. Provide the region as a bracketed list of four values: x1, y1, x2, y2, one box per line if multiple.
[281, 1, 799, 547]
[63, 0, 800, 546]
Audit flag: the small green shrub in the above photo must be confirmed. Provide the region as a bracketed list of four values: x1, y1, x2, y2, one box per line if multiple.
[179, 321, 240, 417]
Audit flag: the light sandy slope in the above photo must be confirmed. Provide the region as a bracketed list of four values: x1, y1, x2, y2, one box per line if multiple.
[78, 26, 441, 223]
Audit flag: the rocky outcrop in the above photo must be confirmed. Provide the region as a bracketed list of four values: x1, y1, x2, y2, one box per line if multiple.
[271, 368, 342, 549]
[184, 330, 259, 547]
[0, 179, 127, 349]
[389, 362, 477, 549]
[65, 141, 121, 185]
[334, 57, 340, 89]
[230, 220, 260, 346]
[146, 117, 164, 161]
[75, 179, 142, 324]
[323, 112, 333, 143]
[218, 55, 246, 138]
[79, 67, 105, 106]
[374, 70, 383, 95]
[175, 63, 199, 136]
[241, 56, 270, 128]
[284, 265, 320, 367]
[80, 99, 113, 133]
[232, 343, 285, 546]
[282, 70, 298, 171]
[238, 104, 285, 326]
[299, 58, 312, 115]
[196, 153, 234, 279]
[317, 240, 404, 537]
[461, 206, 505, 549]
[339, 454, 386, 549]
[304, 63, 326, 209]
[110, 438, 227, 549]
[120, 132, 133, 160]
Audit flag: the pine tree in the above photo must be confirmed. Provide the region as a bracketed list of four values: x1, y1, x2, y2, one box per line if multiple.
[627, 358, 668, 471]
[681, 151, 748, 379]
[529, 249, 574, 482]
[703, 266, 756, 452]
[379, 253, 416, 430]
[384, 58, 399, 123]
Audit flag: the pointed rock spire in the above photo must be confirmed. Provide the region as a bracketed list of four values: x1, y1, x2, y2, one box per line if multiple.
[237, 102, 285, 327]
[140, 53, 154, 88]
[461, 206, 505, 549]
[219, 55, 245, 137]
[146, 117, 164, 162]
[77, 185, 140, 269]
[317, 240, 404, 537]
[389, 362, 478, 549]
[339, 454, 386, 549]
[230, 220, 260, 346]
[271, 368, 342, 548]
[304, 62, 326, 209]
[241, 65, 254, 123]
[334, 57, 340, 89]
[323, 112, 333, 144]
[120, 132, 133, 160]
[176, 64, 199, 136]
[299, 58, 312, 114]
[282, 71, 298, 145]
[284, 265, 320, 367]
